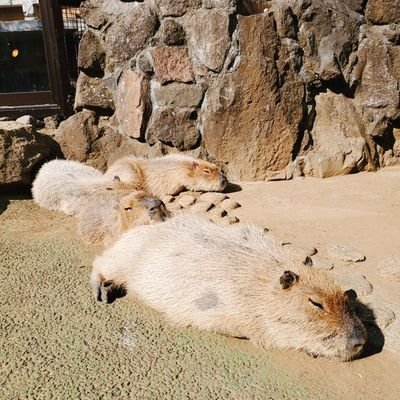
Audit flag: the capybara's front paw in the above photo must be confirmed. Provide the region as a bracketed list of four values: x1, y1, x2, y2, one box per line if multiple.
[100, 280, 127, 304]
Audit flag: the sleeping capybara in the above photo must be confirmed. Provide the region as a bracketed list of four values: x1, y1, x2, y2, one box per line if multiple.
[91, 214, 367, 361]
[77, 191, 170, 248]
[104, 154, 228, 198]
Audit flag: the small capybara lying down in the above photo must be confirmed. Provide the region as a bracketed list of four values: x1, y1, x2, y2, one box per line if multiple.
[32, 159, 131, 216]
[77, 191, 170, 248]
[91, 214, 367, 361]
[104, 154, 228, 197]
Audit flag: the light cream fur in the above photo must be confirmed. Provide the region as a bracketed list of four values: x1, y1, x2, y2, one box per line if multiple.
[91, 214, 367, 361]
[77, 191, 170, 248]
[104, 154, 228, 198]
[32, 159, 131, 216]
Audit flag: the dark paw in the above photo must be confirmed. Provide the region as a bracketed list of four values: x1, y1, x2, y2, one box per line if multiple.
[98, 280, 127, 304]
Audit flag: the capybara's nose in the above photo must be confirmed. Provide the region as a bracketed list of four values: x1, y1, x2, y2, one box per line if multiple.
[348, 336, 366, 353]
[145, 197, 163, 213]
[220, 174, 228, 188]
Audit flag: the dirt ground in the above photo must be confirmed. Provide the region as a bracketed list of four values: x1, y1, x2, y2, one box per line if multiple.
[1, 167, 400, 399]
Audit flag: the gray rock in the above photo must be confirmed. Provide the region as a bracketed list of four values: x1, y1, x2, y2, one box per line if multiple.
[191, 201, 215, 214]
[146, 107, 201, 151]
[220, 215, 240, 225]
[310, 256, 334, 271]
[331, 270, 373, 296]
[151, 82, 204, 108]
[377, 257, 400, 282]
[178, 194, 196, 208]
[0, 121, 60, 187]
[155, 0, 202, 17]
[199, 192, 228, 204]
[302, 91, 373, 178]
[327, 244, 366, 263]
[16, 115, 36, 126]
[78, 29, 105, 75]
[74, 73, 114, 112]
[186, 9, 231, 73]
[160, 19, 185, 46]
[281, 242, 318, 260]
[209, 206, 228, 221]
[114, 70, 151, 139]
[220, 198, 241, 211]
[104, 4, 158, 70]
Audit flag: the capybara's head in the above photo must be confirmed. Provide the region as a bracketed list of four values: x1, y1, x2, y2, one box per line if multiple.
[185, 160, 227, 192]
[118, 191, 170, 229]
[268, 258, 367, 361]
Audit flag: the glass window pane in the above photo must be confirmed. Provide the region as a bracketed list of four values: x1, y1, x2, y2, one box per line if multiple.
[0, 1, 50, 93]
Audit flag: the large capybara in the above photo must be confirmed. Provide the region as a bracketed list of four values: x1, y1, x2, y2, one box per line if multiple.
[77, 191, 170, 248]
[32, 159, 131, 216]
[91, 214, 367, 361]
[104, 154, 228, 198]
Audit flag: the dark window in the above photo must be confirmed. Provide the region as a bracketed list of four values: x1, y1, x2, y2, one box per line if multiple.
[0, 0, 75, 118]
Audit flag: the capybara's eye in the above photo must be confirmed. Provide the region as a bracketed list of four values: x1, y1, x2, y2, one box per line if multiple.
[308, 298, 324, 310]
[124, 207, 132, 211]
[203, 169, 211, 174]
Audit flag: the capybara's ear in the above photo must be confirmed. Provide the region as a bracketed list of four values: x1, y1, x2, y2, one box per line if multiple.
[192, 161, 199, 168]
[113, 175, 121, 182]
[303, 256, 313, 267]
[344, 289, 357, 301]
[280, 270, 299, 289]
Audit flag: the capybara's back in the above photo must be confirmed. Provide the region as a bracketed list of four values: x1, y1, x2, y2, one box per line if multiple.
[92, 214, 367, 361]
[32, 159, 118, 215]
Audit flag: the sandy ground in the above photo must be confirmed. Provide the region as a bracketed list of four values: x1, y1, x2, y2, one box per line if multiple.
[1, 166, 400, 399]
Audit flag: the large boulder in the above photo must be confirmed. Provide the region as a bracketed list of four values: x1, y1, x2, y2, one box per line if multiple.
[303, 90, 374, 177]
[201, 13, 305, 180]
[104, 4, 158, 71]
[0, 121, 61, 188]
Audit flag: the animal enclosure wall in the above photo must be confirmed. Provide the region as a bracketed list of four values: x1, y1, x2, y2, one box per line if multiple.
[56, 0, 400, 181]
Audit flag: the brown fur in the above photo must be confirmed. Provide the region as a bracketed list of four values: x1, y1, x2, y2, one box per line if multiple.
[77, 191, 170, 248]
[104, 154, 228, 198]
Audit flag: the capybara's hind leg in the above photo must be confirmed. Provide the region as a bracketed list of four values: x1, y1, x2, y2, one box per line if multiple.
[100, 280, 127, 304]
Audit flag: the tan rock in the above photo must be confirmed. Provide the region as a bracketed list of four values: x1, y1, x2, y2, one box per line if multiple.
[220, 215, 240, 225]
[199, 192, 228, 204]
[191, 201, 215, 214]
[74, 73, 114, 112]
[208, 206, 228, 221]
[0, 122, 60, 187]
[202, 13, 305, 180]
[178, 195, 196, 208]
[378, 257, 400, 282]
[331, 270, 373, 296]
[220, 198, 240, 210]
[186, 9, 231, 72]
[151, 82, 204, 108]
[365, 0, 400, 24]
[105, 4, 158, 71]
[155, 0, 202, 17]
[327, 244, 366, 263]
[115, 70, 151, 139]
[78, 29, 105, 75]
[303, 91, 374, 178]
[151, 47, 194, 85]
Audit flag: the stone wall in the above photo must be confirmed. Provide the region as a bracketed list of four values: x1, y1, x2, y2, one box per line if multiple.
[56, 0, 400, 180]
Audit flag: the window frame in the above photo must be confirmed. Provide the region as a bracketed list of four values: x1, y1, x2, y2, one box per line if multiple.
[0, 0, 72, 118]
